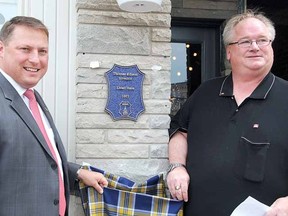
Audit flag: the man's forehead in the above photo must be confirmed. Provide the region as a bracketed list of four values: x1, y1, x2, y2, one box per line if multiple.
[8, 26, 48, 43]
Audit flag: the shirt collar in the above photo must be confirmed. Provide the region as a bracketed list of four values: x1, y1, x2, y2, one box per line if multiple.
[219, 72, 275, 99]
[0, 69, 30, 97]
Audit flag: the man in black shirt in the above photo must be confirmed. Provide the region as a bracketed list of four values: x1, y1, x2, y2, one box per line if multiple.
[167, 10, 288, 215]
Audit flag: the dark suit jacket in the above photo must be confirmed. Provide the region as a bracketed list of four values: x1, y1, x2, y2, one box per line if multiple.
[0, 72, 80, 216]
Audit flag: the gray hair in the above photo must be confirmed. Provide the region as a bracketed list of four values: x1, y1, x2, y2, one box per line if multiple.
[0, 16, 49, 45]
[222, 10, 275, 47]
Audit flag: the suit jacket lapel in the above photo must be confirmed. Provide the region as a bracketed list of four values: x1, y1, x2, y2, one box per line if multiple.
[34, 90, 68, 186]
[34, 90, 67, 162]
[0, 73, 56, 161]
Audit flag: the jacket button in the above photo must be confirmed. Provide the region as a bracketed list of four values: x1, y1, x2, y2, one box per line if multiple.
[54, 199, 59, 205]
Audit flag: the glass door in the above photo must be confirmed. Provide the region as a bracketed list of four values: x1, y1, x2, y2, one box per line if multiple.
[170, 21, 222, 116]
[170, 42, 202, 116]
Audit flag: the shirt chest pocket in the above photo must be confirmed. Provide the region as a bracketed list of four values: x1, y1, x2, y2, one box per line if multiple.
[234, 129, 270, 182]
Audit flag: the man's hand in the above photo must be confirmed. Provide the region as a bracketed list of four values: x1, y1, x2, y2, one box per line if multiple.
[166, 167, 190, 202]
[265, 197, 288, 216]
[77, 169, 108, 194]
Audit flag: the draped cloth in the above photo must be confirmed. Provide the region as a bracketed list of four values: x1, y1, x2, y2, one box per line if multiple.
[79, 165, 183, 216]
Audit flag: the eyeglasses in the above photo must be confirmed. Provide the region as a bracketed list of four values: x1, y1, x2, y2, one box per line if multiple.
[228, 38, 272, 48]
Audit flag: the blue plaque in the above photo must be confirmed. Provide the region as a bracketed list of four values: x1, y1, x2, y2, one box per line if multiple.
[105, 64, 145, 121]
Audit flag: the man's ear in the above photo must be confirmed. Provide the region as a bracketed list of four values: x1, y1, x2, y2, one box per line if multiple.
[226, 47, 231, 61]
[0, 41, 4, 58]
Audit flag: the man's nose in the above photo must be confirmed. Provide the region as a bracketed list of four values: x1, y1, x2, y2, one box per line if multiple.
[28, 51, 40, 63]
[250, 41, 260, 50]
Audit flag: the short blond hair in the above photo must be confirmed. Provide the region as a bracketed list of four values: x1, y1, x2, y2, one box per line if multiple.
[0, 16, 49, 45]
[222, 10, 275, 47]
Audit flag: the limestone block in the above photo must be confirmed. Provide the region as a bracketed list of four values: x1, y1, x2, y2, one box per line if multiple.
[107, 129, 169, 143]
[76, 129, 105, 144]
[144, 100, 171, 114]
[78, 9, 171, 27]
[150, 144, 168, 158]
[150, 71, 171, 99]
[142, 86, 151, 99]
[76, 144, 149, 158]
[76, 0, 119, 11]
[78, 24, 150, 55]
[152, 28, 171, 42]
[77, 84, 107, 98]
[151, 42, 171, 56]
[77, 67, 151, 84]
[149, 115, 170, 129]
[150, 82, 171, 99]
[76, 113, 150, 129]
[76, 114, 112, 128]
[76, 98, 106, 112]
[76, 68, 107, 84]
[77, 54, 171, 71]
[77, 98, 171, 114]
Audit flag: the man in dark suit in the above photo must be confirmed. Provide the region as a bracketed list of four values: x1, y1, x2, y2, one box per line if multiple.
[0, 16, 108, 216]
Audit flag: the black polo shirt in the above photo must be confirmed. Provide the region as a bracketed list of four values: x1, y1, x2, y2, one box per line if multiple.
[169, 73, 288, 215]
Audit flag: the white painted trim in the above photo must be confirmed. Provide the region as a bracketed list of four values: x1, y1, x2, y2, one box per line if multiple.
[67, 0, 77, 161]
[0, 0, 17, 3]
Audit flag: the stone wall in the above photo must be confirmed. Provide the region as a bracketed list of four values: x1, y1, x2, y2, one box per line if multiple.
[73, 1, 172, 214]
[75, 0, 172, 181]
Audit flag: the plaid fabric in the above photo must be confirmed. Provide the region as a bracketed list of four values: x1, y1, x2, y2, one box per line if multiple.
[79, 165, 183, 216]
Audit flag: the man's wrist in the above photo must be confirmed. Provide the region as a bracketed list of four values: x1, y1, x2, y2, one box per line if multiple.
[166, 163, 186, 175]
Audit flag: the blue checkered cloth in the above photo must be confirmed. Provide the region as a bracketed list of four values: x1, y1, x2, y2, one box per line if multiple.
[79, 165, 183, 216]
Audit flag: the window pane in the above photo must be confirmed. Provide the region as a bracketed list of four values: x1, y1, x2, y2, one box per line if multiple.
[0, 0, 18, 28]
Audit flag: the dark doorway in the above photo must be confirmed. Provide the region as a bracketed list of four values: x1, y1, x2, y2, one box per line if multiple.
[170, 42, 202, 116]
[186, 43, 202, 96]
[170, 19, 222, 116]
[247, 0, 288, 80]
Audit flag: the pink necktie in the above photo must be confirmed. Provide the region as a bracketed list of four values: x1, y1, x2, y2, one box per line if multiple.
[24, 89, 66, 216]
